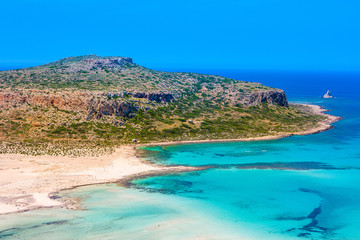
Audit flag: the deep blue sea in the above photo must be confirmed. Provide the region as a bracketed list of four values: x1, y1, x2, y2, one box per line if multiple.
[1, 70, 360, 239]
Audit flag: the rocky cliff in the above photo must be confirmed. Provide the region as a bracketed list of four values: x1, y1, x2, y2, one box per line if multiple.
[0, 55, 290, 122]
[245, 90, 288, 107]
[0, 88, 288, 121]
[0, 90, 137, 119]
[87, 99, 138, 119]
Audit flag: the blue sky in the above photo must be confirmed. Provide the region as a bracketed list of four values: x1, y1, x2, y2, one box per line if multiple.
[1, 0, 359, 71]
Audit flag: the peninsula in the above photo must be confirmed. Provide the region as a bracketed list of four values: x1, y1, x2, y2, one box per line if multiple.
[0, 55, 336, 156]
[0, 55, 341, 213]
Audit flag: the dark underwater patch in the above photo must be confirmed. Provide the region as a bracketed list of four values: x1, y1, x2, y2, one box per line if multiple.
[235, 161, 344, 170]
[0, 220, 69, 238]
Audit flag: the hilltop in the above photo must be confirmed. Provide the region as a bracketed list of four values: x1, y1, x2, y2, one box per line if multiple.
[0, 55, 326, 156]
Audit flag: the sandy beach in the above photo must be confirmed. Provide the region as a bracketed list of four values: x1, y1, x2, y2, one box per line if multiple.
[0, 147, 200, 214]
[0, 104, 341, 215]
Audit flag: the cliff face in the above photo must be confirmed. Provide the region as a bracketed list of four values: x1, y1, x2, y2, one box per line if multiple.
[87, 99, 138, 119]
[0, 90, 90, 112]
[0, 88, 288, 121]
[132, 92, 175, 102]
[0, 90, 178, 120]
[0, 90, 139, 119]
[245, 90, 288, 107]
[107, 92, 176, 103]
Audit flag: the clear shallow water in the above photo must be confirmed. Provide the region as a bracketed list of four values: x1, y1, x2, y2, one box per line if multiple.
[1, 71, 360, 239]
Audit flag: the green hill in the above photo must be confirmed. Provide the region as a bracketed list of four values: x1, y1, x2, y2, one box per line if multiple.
[0, 55, 325, 156]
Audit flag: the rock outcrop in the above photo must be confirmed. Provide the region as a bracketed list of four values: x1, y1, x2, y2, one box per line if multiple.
[322, 90, 334, 99]
[0, 88, 288, 121]
[53, 56, 133, 73]
[107, 92, 176, 103]
[243, 90, 288, 107]
[87, 98, 138, 119]
[0, 90, 90, 112]
[135, 92, 175, 102]
[0, 90, 139, 119]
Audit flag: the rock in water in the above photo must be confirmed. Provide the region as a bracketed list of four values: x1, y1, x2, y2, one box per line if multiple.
[322, 90, 334, 98]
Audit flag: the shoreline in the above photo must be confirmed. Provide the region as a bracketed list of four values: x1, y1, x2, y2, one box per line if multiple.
[0, 103, 341, 215]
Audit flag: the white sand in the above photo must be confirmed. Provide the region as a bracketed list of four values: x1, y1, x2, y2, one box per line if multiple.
[0, 147, 197, 214]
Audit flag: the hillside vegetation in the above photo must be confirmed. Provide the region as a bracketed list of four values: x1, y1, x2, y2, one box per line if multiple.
[0, 55, 325, 156]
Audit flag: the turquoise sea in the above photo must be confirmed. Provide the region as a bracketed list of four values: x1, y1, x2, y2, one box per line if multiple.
[1, 71, 360, 239]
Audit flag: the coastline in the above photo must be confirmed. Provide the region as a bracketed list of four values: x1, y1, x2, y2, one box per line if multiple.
[0, 103, 341, 215]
